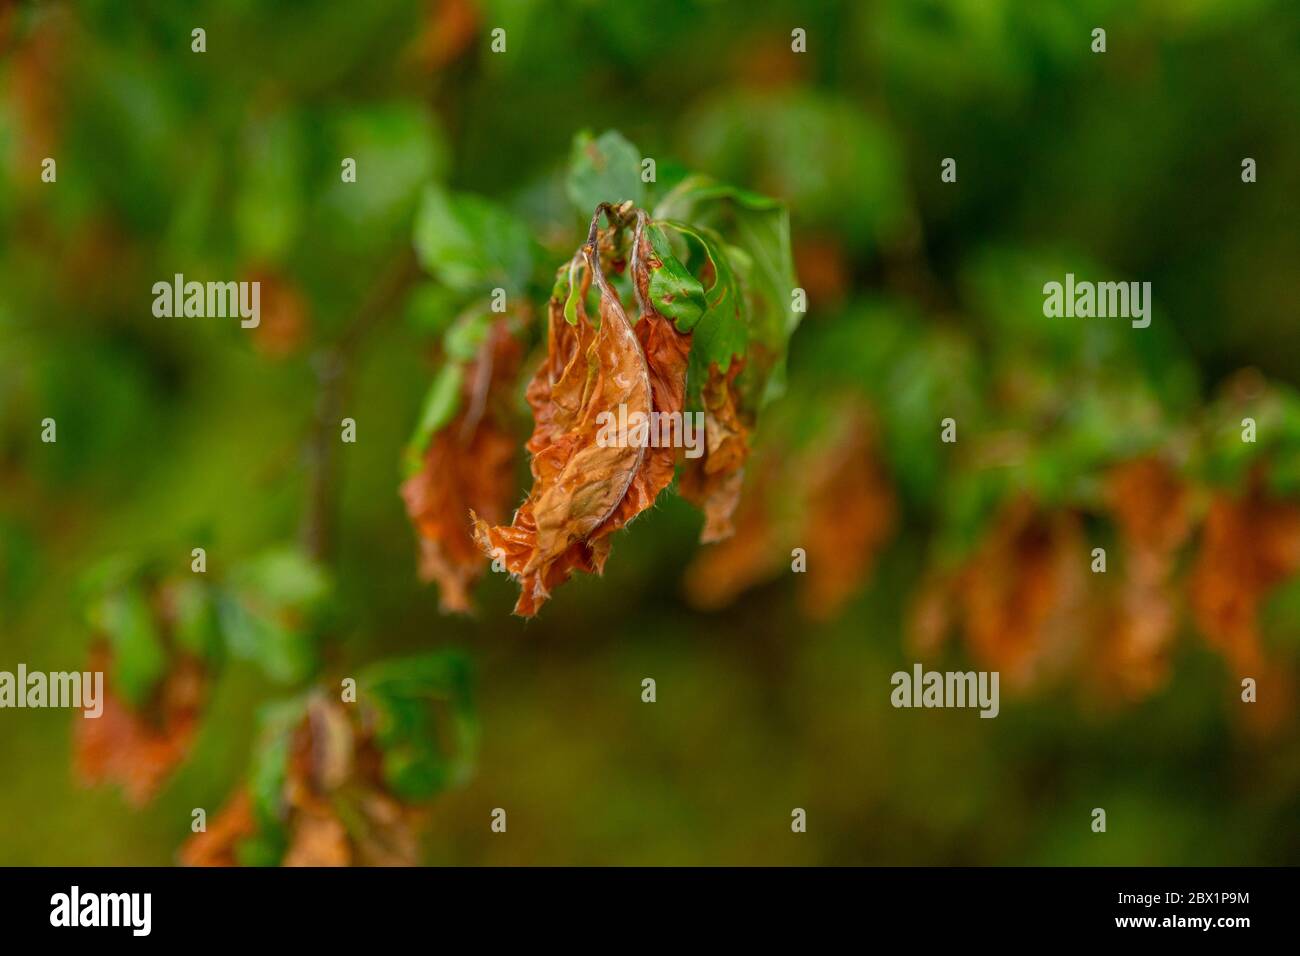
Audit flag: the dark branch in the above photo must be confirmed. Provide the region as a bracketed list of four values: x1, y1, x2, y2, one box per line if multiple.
[300, 247, 421, 563]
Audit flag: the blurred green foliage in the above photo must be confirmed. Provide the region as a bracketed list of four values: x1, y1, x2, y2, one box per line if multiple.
[1, 0, 1298, 865]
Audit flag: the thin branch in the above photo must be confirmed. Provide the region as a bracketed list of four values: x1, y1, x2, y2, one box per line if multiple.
[300, 247, 421, 563]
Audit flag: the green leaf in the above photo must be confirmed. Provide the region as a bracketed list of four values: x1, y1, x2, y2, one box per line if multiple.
[93, 585, 167, 708]
[234, 112, 304, 263]
[361, 650, 474, 700]
[402, 307, 501, 474]
[220, 549, 330, 684]
[323, 103, 446, 232]
[382, 744, 448, 801]
[402, 363, 464, 476]
[730, 200, 799, 404]
[561, 257, 582, 326]
[662, 221, 748, 407]
[237, 695, 304, 865]
[248, 733, 290, 832]
[655, 175, 800, 404]
[361, 651, 477, 799]
[653, 174, 781, 221]
[230, 548, 330, 607]
[644, 222, 705, 332]
[217, 595, 319, 685]
[170, 578, 221, 662]
[566, 129, 644, 219]
[681, 91, 907, 247]
[404, 281, 461, 336]
[443, 309, 493, 362]
[234, 831, 286, 868]
[413, 184, 533, 295]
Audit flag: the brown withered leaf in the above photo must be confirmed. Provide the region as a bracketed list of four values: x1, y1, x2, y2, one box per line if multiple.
[286, 696, 426, 866]
[591, 215, 693, 542]
[684, 402, 895, 619]
[474, 211, 691, 616]
[282, 812, 352, 867]
[1105, 457, 1194, 561]
[182, 695, 426, 867]
[1093, 457, 1194, 698]
[351, 792, 427, 867]
[177, 790, 258, 867]
[678, 359, 750, 543]
[7, 11, 63, 166]
[797, 410, 896, 619]
[792, 233, 849, 310]
[1094, 593, 1181, 701]
[246, 267, 309, 359]
[907, 570, 956, 660]
[74, 645, 207, 807]
[909, 498, 1087, 689]
[402, 320, 521, 612]
[683, 454, 783, 611]
[1189, 470, 1300, 673]
[961, 500, 1088, 687]
[414, 0, 480, 71]
[1238, 660, 1295, 736]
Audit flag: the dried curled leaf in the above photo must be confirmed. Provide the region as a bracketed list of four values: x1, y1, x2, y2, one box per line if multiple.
[1189, 469, 1300, 673]
[677, 359, 750, 543]
[74, 573, 219, 805]
[684, 402, 895, 618]
[682, 453, 782, 611]
[182, 695, 424, 867]
[414, 0, 479, 71]
[74, 644, 207, 806]
[909, 498, 1088, 689]
[1106, 457, 1194, 560]
[592, 213, 693, 540]
[177, 790, 258, 867]
[1093, 457, 1193, 698]
[474, 208, 692, 615]
[797, 410, 896, 619]
[401, 320, 521, 612]
[183, 652, 474, 867]
[282, 696, 425, 866]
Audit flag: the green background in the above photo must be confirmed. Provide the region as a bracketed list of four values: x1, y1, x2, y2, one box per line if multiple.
[1, 0, 1298, 865]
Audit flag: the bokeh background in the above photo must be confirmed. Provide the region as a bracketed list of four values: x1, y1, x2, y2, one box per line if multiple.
[2, 0, 1299, 865]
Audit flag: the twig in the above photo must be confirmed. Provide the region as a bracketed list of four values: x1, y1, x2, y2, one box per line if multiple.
[300, 247, 421, 563]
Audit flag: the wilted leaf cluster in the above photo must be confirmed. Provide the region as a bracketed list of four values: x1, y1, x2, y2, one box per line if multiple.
[182, 651, 474, 866]
[403, 131, 802, 615]
[75, 549, 332, 804]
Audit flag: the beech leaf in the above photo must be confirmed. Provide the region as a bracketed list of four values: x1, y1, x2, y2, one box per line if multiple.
[566, 130, 644, 219]
[401, 320, 522, 612]
[644, 222, 705, 332]
[413, 184, 532, 294]
[473, 206, 692, 615]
